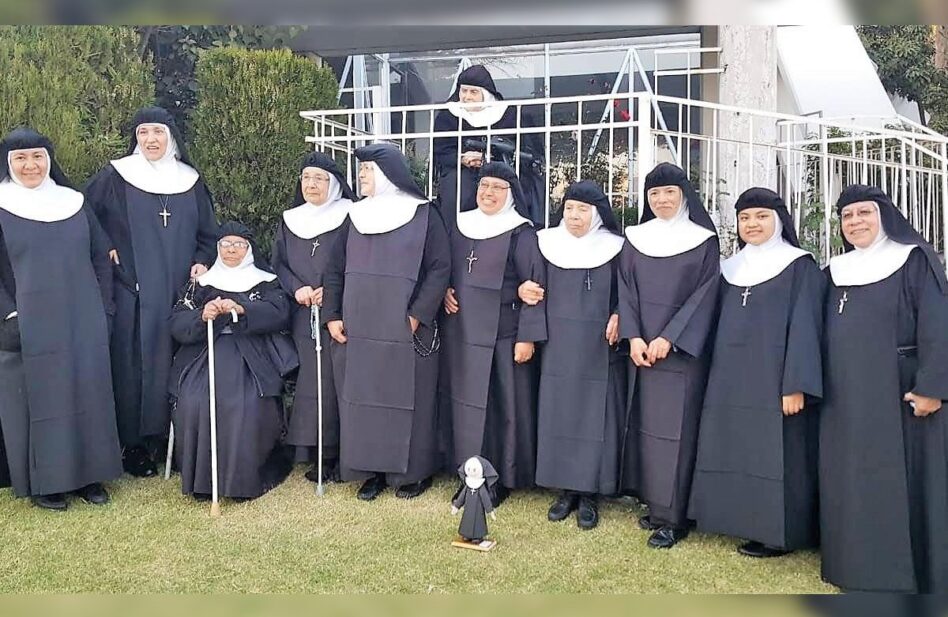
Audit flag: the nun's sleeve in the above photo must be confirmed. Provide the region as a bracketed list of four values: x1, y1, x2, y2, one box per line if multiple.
[451, 485, 467, 509]
[781, 257, 825, 399]
[271, 223, 304, 295]
[231, 281, 291, 335]
[170, 286, 212, 345]
[191, 181, 219, 268]
[0, 232, 15, 318]
[321, 220, 349, 325]
[617, 243, 643, 341]
[478, 485, 494, 515]
[908, 251, 948, 401]
[84, 206, 116, 318]
[609, 256, 620, 315]
[433, 111, 460, 175]
[513, 226, 547, 342]
[81, 167, 118, 252]
[408, 207, 452, 327]
[658, 238, 720, 357]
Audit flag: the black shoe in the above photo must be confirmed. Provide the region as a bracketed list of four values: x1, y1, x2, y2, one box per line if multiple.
[193, 493, 211, 502]
[395, 477, 433, 499]
[357, 474, 387, 501]
[490, 483, 510, 508]
[738, 541, 791, 558]
[304, 459, 340, 484]
[123, 445, 157, 478]
[74, 483, 109, 506]
[648, 525, 689, 549]
[547, 491, 579, 522]
[638, 514, 661, 531]
[31, 493, 67, 511]
[577, 495, 599, 530]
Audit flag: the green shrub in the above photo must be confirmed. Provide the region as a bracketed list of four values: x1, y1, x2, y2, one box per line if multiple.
[191, 47, 337, 255]
[0, 26, 154, 184]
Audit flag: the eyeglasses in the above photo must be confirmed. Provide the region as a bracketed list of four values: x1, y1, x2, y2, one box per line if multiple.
[301, 174, 331, 184]
[219, 240, 249, 249]
[477, 181, 510, 192]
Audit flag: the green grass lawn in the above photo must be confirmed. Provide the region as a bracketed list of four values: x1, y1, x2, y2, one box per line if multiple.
[0, 468, 836, 593]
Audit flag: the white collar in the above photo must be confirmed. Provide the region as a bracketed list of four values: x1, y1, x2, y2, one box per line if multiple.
[720, 216, 810, 286]
[111, 124, 199, 195]
[537, 210, 624, 269]
[829, 215, 917, 286]
[348, 162, 427, 235]
[465, 476, 486, 490]
[197, 245, 277, 293]
[282, 176, 351, 239]
[0, 149, 83, 222]
[447, 88, 509, 128]
[456, 192, 531, 240]
[624, 197, 716, 257]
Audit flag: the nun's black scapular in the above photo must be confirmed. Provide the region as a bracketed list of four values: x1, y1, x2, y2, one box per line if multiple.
[443, 162, 546, 495]
[433, 64, 545, 231]
[617, 162, 720, 548]
[271, 152, 354, 479]
[689, 187, 824, 556]
[83, 106, 219, 475]
[321, 143, 451, 499]
[534, 180, 627, 524]
[169, 222, 296, 500]
[0, 128, 122, 507]
[819, 185, 948, 593]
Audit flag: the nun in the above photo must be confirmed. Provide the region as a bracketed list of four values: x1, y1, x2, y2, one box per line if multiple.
[689, 187, 823, 557]
[533, 180, 627, 529]
[271, 152, 354, 484]
[84, 106, 219, 478]
[433, 64, 545, 230]
[169, 222, 296, 501]
[322, 143, 450, 501]
[618, 162, 720, 548]
[443, 161, 546, 505]
[820, 185, 948, 593]
[0, 128, 122, 510]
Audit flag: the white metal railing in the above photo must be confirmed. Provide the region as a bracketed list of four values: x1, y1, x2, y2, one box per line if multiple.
[301, 90, 948, 269]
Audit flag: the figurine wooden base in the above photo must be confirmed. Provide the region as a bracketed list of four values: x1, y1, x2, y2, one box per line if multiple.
[451, 537, 496, 552]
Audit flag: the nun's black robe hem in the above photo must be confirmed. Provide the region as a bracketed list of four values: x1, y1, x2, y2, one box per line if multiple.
[169, 279, 296, 500]
[690, 256, 824, 550]
[820, 249, 948, 593]
[84, 164, 218, 448]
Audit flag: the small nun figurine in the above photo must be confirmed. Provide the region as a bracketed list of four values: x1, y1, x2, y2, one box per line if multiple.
[451, 455, 499, 549]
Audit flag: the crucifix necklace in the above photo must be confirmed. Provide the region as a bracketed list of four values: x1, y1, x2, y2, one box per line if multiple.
[838, 290, 849, 314]
[741, 287, 752, 307]
[466, 245, 479, 274]
[157, 195, 171, 228]
[584, 270, 592, 291]
[310, 239, 320, 257]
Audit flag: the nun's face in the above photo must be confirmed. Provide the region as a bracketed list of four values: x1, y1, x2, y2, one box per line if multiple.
[8, 148, 48, 189]
[563, 199, 594, 238]
[136, 124, 169, 162]
[218, 235, 250, 267]
[840, 201, 880, 249]
[463, 457, 483, 480]
[357, 162, 375, 197]
[476, 177, 510, 215]
[647, 185, 683, 221]
[301, 167, 332, 206]
[459, 85, 485, 110]
[737, 207, 777, 246]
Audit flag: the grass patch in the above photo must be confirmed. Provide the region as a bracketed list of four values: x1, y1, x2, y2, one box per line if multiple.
[0, 469, 836, 593]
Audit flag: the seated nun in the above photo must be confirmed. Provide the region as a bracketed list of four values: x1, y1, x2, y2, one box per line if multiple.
[819, 185, 948, 593]
[442, 161, 547, 507]
[532, 180, 627, 529]
[433, 64, 545, 231]
[690, 188, 824, 558]
[169, 222, 297, 501]
[0, 127, 122, 511]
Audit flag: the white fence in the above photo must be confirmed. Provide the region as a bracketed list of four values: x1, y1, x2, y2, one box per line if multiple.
[301, 91, 948, 267]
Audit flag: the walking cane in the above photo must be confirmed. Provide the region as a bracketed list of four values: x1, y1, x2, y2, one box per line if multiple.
[207, 317, 222, 517]
[163, 423, 175, 480]
[311, 302, 325, 497]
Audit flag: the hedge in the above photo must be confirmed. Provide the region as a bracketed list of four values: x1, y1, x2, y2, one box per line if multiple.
[0, 26, 154, 184]
[191, 47, 338, 254]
